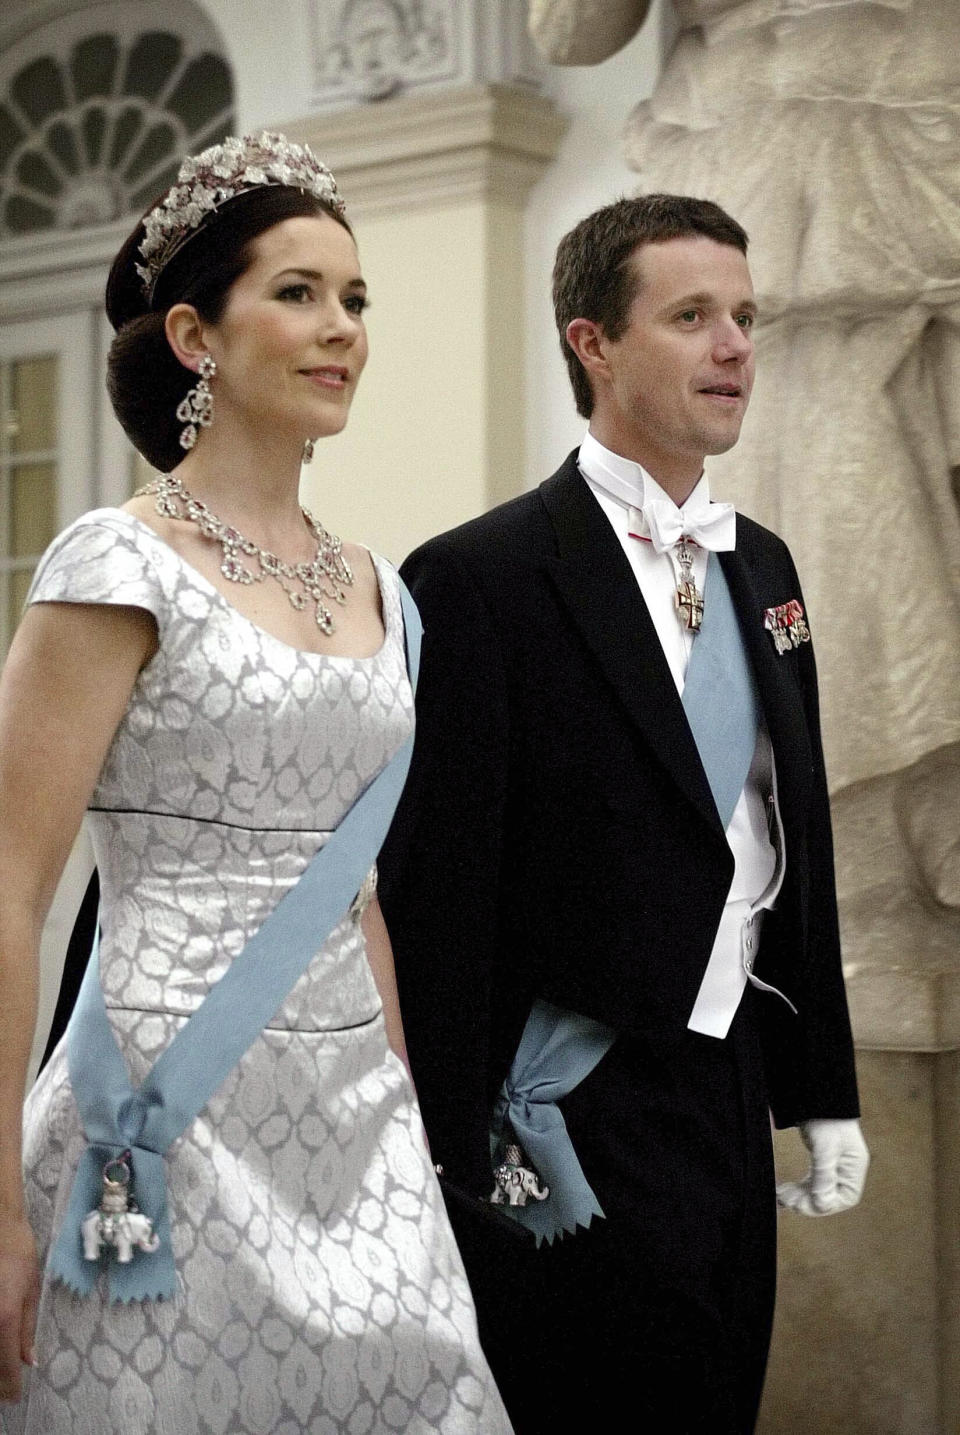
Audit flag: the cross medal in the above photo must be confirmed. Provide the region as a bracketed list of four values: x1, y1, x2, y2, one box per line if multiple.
[675, 537, 703, 632]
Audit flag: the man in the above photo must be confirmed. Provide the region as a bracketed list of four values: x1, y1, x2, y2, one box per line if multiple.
[379, 195, 869, 1432]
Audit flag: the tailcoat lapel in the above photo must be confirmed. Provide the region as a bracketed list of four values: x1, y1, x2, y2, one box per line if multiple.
[537, 457, 724, 836]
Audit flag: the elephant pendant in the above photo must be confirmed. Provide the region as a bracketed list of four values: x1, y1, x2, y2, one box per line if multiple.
[81, 1152, 160, 1265]
[490, 1143, 550, 1207]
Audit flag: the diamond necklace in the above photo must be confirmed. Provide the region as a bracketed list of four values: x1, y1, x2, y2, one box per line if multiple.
[140, 472, 353, 634]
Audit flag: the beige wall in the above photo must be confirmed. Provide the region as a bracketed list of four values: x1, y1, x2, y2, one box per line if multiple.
[301, 197, 524, 564]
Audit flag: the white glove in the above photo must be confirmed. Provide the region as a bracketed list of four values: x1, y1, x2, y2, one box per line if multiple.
[776, 1118, 869, 1217]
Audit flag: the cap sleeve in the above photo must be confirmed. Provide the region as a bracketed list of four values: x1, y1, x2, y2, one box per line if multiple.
[26, 511, 169, 631]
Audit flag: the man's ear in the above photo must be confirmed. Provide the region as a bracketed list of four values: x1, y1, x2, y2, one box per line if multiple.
[164, 304, 210, 373]
[566, 318, 611, 387]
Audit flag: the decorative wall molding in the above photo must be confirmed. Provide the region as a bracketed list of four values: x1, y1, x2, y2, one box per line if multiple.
[0, 2, 234, 240]
[0, 0, 234, 315]
[281, 82, 567, 216]
[306, 0, 542, 109]
[0, 215, 127, 318]
[0, 84, 567, 315]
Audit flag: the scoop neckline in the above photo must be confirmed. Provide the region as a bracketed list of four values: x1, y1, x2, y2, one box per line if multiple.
[97, 507, 394, 665]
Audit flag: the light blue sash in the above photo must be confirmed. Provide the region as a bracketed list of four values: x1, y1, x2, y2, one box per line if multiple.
[494, 553, 760, 1244]
[491, 999, 613, 1245]
[49, 581, 422, 1302]
[681, 552, 760, 832]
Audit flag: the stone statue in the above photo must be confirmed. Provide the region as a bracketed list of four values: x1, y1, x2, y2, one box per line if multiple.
[529, 0, 960, 1035]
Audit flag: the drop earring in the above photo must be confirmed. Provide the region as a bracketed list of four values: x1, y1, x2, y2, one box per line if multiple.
[302, 439, 315, 464]
[177, 355, 216, 450]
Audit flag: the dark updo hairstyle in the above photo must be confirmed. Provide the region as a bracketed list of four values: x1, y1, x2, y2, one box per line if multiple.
[106, 184, 353, 472]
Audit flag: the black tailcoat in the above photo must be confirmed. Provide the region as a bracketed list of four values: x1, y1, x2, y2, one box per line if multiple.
[378, 452, 859, 1430]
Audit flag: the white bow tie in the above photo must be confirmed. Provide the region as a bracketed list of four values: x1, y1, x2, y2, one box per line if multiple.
[628, 499, 736, 555]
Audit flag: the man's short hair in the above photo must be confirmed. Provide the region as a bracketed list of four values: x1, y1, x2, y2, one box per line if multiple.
[552, 194, 749, 418]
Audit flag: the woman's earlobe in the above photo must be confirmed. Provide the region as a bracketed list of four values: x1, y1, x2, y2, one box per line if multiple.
[163, 303, 208, 371]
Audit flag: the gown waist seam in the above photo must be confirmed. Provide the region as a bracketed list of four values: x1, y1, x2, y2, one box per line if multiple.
[88, 804, 335, 835]
[102, 1002, 383, 1034]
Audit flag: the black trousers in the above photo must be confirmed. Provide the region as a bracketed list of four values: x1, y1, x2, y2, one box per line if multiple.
[454, 990, 777, 1435]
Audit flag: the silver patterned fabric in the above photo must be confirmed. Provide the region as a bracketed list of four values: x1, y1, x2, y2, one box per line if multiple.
[3, 511, 511, 1435]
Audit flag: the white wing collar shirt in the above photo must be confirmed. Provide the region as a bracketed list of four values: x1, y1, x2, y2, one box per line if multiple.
[578, 430, 791, 1038]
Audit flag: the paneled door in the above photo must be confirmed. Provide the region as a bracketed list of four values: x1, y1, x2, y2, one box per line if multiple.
[0, 310, 99, 1081]
[0, 310, 97, 655]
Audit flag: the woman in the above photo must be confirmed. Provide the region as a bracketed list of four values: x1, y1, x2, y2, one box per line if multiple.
[0, 131, 511, 1434]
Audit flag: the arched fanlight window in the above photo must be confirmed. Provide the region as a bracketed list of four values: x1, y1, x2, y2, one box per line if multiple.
[0, 26, 234, 238]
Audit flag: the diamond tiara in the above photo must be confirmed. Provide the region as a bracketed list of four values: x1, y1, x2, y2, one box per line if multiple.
[135, 131, 346, 305]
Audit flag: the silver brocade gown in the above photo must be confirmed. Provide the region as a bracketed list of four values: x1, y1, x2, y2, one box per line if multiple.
[3, 511, 511, 1435]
